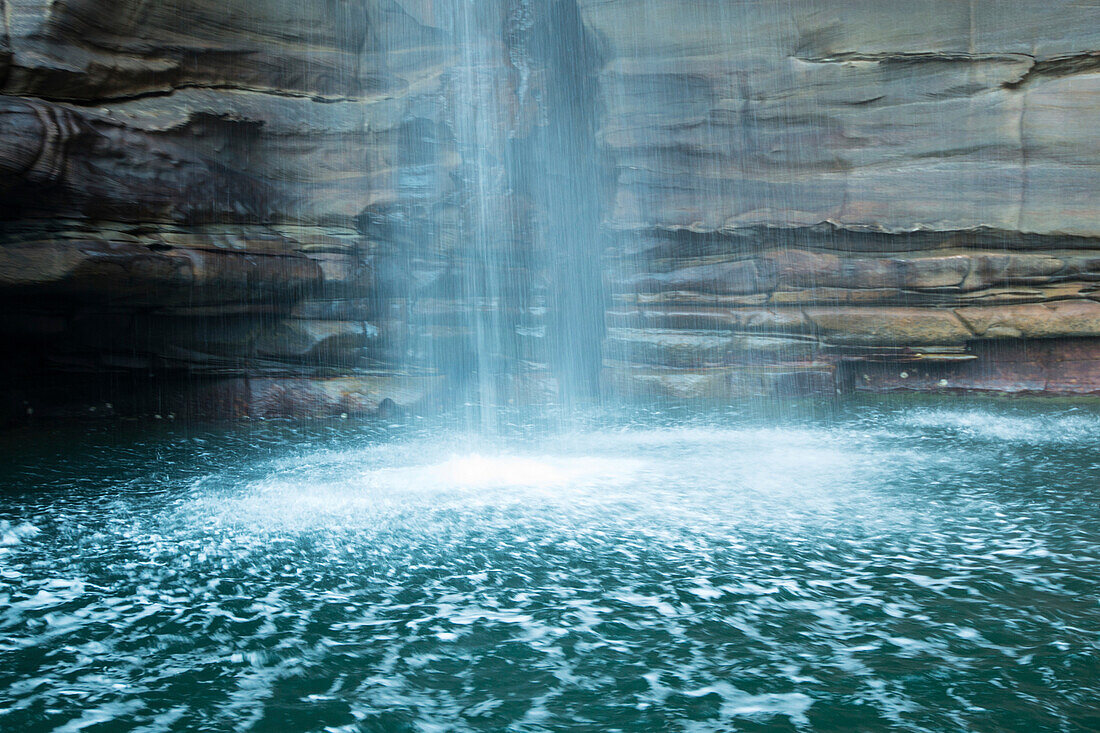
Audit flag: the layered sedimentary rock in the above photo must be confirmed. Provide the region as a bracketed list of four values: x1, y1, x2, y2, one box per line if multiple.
[0, 0, 587, 419]
[581, 0, 1100, 398]
[5, 0, 1100, 419]
[0, 0, 416, 418]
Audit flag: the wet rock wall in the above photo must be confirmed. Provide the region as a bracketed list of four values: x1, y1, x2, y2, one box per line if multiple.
[1, 0, 405, 418]
[0, 0, 573, 419]
[582, 0, 1100, 399]
[5, 0, 1100, 419]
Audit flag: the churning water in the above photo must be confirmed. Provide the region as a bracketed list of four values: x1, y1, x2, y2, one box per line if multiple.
[1, 398, 1099, 731]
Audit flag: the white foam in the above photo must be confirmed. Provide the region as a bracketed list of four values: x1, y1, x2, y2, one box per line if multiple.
[374, 452, 643, 492]
[0, 521, 39, 547]
[897, 408, 1100, 444]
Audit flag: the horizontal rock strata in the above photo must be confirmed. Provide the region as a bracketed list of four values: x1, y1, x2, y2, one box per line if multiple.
[580, 0, 1100, 399]
[603, 229, 1100, 398]
[6, 0, 1100, 417]
[0, 0, 575, 419]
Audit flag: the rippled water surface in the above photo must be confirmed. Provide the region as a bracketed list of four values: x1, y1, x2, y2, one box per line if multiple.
[1, 398, 1099, 731]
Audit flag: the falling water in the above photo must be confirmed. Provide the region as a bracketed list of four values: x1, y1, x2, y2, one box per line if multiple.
[446, 2, 518, 428]
[370, 0, 606, 428]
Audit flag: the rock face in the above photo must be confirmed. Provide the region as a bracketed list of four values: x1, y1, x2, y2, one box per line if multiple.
[1, 0, 409, 418]
[581, 0, 1100, 399]
[4, 0, 1100, 419]
[0, 0, 562, 419]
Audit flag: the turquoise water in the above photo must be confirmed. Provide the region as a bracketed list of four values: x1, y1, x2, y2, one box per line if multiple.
[1, 399, 1098, 731]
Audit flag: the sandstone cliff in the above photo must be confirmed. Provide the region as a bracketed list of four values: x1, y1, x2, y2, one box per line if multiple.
[3, 0, 1100, 419]
[582, 0, 1100, 398]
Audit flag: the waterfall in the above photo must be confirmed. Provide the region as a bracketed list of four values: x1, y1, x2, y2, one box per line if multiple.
[387, 0, 606, 427]
[448, 1, 519, 428]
